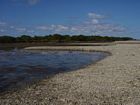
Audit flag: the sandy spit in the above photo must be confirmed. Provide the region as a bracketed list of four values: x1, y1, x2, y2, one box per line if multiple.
[1, 44, 140, 105]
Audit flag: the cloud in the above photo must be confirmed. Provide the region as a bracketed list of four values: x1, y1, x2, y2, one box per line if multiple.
[27, 30, 34, 33]
[88, 12, 106, 19]
[0, 29, 5, 32]
[0, 12, 127, 36]
[10, 26, 15, 29]
[36, 26, 49, 30]
[36, 25, 69, 33]
[11, 0, 41, 5]
[91, 19, 99, 24]
[64, 13, 126, 35]
[27, 0, 40, 5]
[35, 13, 126, 35]
[53, 25, 69, 32]
[16, 27, 26, 32]
[42, 13, 126, 35]
[0, 21, 7, 26]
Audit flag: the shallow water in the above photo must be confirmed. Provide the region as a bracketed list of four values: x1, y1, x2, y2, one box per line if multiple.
[0, 49, 108, 92]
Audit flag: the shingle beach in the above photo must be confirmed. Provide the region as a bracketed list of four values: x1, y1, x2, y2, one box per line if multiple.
[1, 43, 140, 105]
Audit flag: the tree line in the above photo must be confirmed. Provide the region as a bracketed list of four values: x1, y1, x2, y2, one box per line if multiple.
[0, 34, 133, 43]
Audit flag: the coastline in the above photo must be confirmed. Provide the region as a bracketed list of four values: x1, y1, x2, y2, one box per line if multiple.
[1, 44, 140, 105]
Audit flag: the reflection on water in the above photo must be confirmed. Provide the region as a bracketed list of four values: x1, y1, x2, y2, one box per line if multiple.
[0, 49, 108, 92]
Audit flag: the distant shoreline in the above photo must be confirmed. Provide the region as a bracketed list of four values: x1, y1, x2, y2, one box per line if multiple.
[1, 40, 140, 50]
[0, 42, 113, 50]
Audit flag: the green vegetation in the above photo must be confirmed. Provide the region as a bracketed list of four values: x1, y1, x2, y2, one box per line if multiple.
[0, 34, 133, 43]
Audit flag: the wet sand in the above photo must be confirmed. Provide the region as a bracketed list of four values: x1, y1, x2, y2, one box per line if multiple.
[1, 44, 140, 105]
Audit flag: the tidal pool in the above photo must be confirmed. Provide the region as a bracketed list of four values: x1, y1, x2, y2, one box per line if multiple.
[0, 49, 108, 92]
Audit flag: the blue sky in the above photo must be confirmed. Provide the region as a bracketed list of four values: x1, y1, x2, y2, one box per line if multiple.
[0, 0, 140, 38]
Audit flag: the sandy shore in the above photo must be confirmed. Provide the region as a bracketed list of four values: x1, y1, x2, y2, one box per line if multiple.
[1, 44, 140, 105]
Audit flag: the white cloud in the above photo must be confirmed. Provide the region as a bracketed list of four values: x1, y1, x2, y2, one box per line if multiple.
[27, 0, 40, 5]
[27, 30, 34, 33]
[35, 12, 126, 35]
[11, 0, 41, 5]
[1, 12, 127, 36]
[10, 26, 15, 29]
[36, 26, 49, 30]
[16, 27, 26, 32]
[36, 25, 69, 33]
[91, 19, 99, 24]
[54, 25, 69, 32]
[88, 12, 105, 19]
[0, 21, 6, 26]
[0, 29, 5, 32]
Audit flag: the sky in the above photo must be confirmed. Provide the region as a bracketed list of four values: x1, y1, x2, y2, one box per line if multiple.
[0, 0, 140, 38]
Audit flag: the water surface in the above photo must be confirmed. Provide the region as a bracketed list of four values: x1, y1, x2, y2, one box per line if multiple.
[0, 49, 108, 92]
